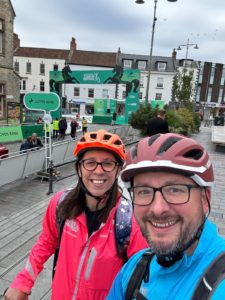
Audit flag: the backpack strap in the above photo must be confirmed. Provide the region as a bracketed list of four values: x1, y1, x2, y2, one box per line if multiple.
[191, 251, 225, 300]
[125, 250, 155, 300]
[52, 190, 70, 279]
[115, 197, 132, 261]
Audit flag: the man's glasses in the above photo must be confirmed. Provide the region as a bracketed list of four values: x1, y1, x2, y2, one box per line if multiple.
[80, 159, 119, 172]
[128, 184, 200, 206]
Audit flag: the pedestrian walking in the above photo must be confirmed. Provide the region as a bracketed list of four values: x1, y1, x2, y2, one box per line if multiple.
[52, 118, 59, 139]
[58, 117, 67, 140]
[82, 116, 88, 135]
[70, 118, 79, 139]
[107, 133, 225, 300]
[4, 129, 147, 300]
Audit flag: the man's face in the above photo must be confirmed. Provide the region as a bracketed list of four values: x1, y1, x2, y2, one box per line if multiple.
[31, 134, 37, 141]
[132, 171, 209, 255]
[78, 150, 120, 198]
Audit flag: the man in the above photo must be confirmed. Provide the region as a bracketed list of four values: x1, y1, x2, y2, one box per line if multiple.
[147, 109, 169, 136]
[29, 132, 43, 149]
[52, 118, 59, 138]
[107, 133, 225, 299]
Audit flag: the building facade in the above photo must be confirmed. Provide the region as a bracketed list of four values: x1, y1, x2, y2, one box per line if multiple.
[0, 0, 20, 124]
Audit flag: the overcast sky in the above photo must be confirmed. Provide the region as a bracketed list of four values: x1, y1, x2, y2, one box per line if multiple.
[12, 0, 225, 64]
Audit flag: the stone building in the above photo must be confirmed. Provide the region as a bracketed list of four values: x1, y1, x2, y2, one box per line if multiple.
[0, 0, 20, 124]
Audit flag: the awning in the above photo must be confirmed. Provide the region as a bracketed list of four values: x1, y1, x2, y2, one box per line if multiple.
[68, 99, 86, 104]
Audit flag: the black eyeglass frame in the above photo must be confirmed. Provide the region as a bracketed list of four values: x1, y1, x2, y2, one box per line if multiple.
[128, 184, 201, 206]
[79, 159, 119, 172]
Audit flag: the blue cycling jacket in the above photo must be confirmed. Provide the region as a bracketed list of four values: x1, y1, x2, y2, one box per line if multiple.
[107, 220, 225, 300]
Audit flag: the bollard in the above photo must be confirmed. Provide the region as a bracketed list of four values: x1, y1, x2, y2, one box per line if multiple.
[46, 160, 54, 195]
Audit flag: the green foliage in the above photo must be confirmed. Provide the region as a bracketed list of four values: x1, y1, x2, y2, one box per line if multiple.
[129, 104, 156, 136]
[172, 68, 194, 103]
[129, 105, 200, 137]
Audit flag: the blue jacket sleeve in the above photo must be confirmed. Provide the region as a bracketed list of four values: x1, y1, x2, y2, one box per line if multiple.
[107, 271, 125, 300]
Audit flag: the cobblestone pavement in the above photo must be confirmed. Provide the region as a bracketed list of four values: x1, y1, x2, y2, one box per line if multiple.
[0, 125, 225, 299]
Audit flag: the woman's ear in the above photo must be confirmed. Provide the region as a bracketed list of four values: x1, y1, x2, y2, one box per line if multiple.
[76, 162, 82, 178]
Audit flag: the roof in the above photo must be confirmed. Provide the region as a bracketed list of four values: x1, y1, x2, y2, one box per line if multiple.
[14, 47, 69, 60]
[69, 50, 117, 67]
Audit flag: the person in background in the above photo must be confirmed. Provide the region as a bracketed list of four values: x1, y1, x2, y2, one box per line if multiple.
[70, 118, 79, 139]
[111, 111, 117, 126]
[82, 116, 88, 135]
[29, 132, 43, 149]
[19, 137, 32, 153]
[107, 133, 225, 300]
[4, 129, 147, 300]
[58, 117, 67, 140]
[52, 118, 59, 139]
[147, 109, 169, 136]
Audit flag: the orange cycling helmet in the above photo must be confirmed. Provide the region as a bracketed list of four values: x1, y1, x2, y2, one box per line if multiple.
[74, 129, 126, 164]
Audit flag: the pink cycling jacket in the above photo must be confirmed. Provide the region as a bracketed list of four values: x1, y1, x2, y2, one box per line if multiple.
[11, 190, 148, 299]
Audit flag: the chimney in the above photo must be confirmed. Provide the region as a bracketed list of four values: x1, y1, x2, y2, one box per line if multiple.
[172, 48, 177, 60]
[70, 37, 77, 51]
[13, 33, 20, 51]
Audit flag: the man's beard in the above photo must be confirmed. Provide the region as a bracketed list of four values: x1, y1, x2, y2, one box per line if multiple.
[138, 212, 205, 256]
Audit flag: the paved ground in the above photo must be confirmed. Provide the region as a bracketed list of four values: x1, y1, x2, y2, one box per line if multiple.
[0, 125, 225, 299]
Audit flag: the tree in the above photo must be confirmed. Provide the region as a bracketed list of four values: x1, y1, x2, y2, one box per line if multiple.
[172, 68, 195, 104]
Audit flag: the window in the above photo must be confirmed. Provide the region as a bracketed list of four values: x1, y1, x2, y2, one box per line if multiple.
[140, 77, 144, 87]
[156, 77, 164, 88]
[155, 93, 162, 100]
[207, 87, 212, 102]
[137, 61, 147, 70]
[210, 64, 215, 84]
[74, 87, 80, 97]
[221, 68, 225, 85]
[122, 91, 126, 99]
[123, 59, 132, 69]
[102, 89, 108, 98]
[157, 62, 166, 71]
[40, 63, 45, 75]
[196, 86, 201, 102]
[0, 84, 5, 118]
[20, 80, 26, 91]
[40, 81, 45, 91]
[53, 64, 58, 71]
[218, 87, 223, 102]
[14, 61, 19, 73]
[139, 92, 143, 99]
[26, 62, 32, 74]
[0, 19, 4, 54]
[88, 88, 94, 98]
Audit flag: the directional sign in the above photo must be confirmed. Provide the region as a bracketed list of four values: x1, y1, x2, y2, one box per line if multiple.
[23, 92, 60, 112]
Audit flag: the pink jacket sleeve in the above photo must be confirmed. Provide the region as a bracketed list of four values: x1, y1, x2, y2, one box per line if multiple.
[127, 215, 148, 259]
[10, 191, 64, 294]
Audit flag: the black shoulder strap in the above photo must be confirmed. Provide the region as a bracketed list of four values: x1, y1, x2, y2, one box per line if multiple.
[114, 197, 132, 261]
[192, 251, 225, 300]
[52, 190, 70, 279]
[125, 250, 155, 300]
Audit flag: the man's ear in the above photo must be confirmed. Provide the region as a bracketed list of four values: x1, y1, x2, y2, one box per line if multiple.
[203, 188, 211, 214]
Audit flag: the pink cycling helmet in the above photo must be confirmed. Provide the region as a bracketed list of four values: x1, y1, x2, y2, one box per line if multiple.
[121, 133, 214, 187]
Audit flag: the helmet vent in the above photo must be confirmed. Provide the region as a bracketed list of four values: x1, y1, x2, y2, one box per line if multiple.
[183, 149, 203, 160]
[158, 137, 182, 154]
[114, 139, 122, 145]
[103, 134, 112, 141]
[130, 145, 138, 160]
[148, 134, 160, 146]
[80, 137, 85, 142]
[90, 133, 97, 139]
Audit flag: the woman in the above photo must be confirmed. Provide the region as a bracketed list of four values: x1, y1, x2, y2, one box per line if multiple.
[4, 129, 147, 300]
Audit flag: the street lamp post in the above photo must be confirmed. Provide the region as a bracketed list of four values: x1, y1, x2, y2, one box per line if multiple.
[136, 0, 177, 105]
[177, 38, 199, 60]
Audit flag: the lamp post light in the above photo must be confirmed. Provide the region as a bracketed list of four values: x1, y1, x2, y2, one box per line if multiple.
[177, 38, 199, 60]
[136, 0, 177, 105]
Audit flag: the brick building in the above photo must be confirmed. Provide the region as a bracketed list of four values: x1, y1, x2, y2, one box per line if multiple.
[0, 0, 20, 124]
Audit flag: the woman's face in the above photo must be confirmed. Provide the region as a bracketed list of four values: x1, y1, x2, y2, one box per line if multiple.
[78, 150, 120, 199]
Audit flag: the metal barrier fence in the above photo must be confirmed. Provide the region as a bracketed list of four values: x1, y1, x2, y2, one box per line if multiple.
[0, 126, 141, 187]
